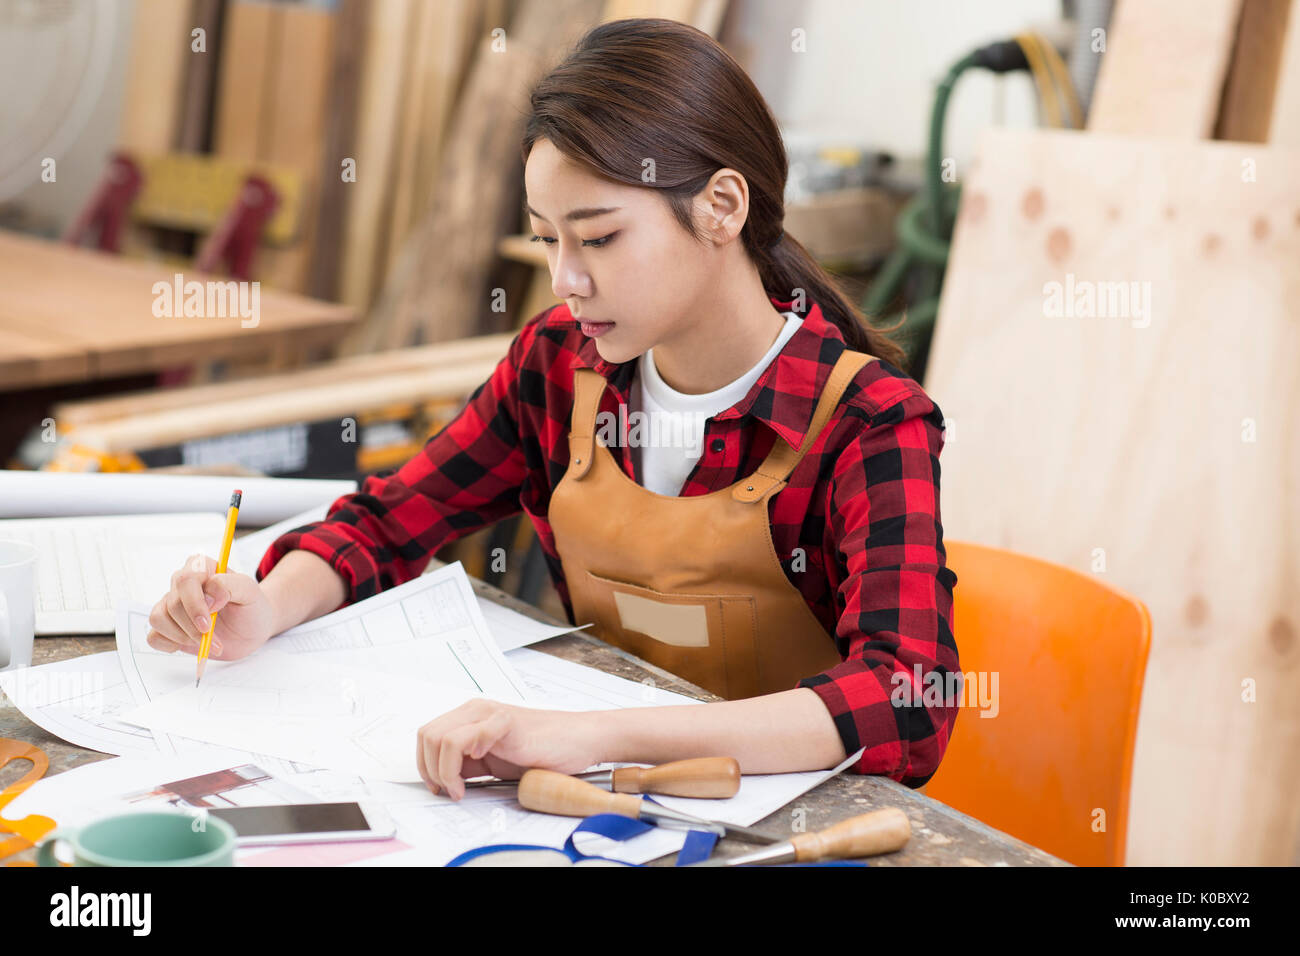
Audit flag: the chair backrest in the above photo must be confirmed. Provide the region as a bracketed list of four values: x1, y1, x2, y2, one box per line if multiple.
[923, 540, 1150, 866]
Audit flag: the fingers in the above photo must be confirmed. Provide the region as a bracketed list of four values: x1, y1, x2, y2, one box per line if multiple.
[418, 702, 509, 800]
[206, 571, 257, 611]
[174, 567, 215, 644]
[150, 554, 221, 654]
[144, 628, 222, 656]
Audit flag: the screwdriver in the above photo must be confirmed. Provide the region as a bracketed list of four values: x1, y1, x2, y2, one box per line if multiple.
[465, 757, 741, 798]
[685, 807, 912, 866]
[515, 768, 779, 845]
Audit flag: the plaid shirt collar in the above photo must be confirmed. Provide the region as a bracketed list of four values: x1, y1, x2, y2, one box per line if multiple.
[549, 296, 851, 452]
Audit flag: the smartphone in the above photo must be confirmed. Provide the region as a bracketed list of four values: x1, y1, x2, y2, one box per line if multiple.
[204, 802, 396, 846]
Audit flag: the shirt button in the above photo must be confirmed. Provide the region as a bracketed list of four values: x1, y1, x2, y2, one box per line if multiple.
[710, 439, 725, 453]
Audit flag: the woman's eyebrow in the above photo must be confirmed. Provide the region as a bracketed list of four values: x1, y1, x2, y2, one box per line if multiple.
[524, 200, 621, 223]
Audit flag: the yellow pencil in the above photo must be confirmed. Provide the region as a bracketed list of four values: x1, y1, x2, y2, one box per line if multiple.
[197, 490, 241, 688]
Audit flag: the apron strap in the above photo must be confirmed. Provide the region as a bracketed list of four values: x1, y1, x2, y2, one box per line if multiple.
[566, 368, 608, 480]
[733, 350, 876, 503]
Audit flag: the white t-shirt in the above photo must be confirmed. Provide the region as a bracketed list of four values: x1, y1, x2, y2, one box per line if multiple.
[629, 311, 803, 496]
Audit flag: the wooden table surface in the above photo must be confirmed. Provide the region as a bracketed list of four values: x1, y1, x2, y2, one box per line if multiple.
[0, 562, 1069, 867]
[0, 231, 358, 391]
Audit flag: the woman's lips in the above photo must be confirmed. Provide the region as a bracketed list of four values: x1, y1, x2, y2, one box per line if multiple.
[579, 320, 615, 338]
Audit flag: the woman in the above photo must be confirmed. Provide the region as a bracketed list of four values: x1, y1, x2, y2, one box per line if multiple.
[146, 18, 959, 801]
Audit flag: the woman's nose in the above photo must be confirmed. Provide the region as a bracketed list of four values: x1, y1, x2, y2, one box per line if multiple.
[550, 246, 592, 300]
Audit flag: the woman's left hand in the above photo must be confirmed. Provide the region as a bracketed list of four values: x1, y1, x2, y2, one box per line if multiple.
[416, 699, 602, 800]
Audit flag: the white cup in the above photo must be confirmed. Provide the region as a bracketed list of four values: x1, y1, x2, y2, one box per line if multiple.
[0, 540, 38, 672]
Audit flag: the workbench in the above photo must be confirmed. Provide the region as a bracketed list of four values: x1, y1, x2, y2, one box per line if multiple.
[0, 560, 1069, 867]
[0, 231, 357, 392]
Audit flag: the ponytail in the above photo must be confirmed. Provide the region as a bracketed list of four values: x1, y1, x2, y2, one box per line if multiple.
[759, 233, 909, 370]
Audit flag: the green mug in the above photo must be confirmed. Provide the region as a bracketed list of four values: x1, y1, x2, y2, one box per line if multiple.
[37, 810, 237, 867]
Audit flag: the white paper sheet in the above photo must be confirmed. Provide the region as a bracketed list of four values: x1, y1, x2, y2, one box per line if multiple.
[6, 646, 867, 865]
[231, 513, 589, 653]
[262, 562, 535, 703]
[0, 652, 160, 756]
[475, 599, 592, 652]
[0, 650, 411, 788]
[504, 646, 701, 710]
[0, 471, 354, 524]
[118, 649, 478, 782]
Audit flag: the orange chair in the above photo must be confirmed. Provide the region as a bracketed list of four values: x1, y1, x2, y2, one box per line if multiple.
[922, 540, 1151, 866]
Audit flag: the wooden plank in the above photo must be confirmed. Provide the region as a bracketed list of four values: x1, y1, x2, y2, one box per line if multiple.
[602, 0, 727, 33]
[337, 0, 415, 312]
[258, 4, 336, 292]
[212, 0, 278, 162]
[175, 0, 225, 153]
[71, 363, 500, 453]
[925, 127, 1300, 865]
[52, 334, 516, 427]
[118, 0, 193, 151]
[357, 0, 604, 353]
[1089, 0, 1243, 137]
[385, 0, 478, 264]
[305, 0, 368, 302]
[1269, 1, 1300, 142]
[1215, 0, 1293, 142]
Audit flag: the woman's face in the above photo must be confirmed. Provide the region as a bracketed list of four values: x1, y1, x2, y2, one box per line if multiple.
[524, 138, 717, 365]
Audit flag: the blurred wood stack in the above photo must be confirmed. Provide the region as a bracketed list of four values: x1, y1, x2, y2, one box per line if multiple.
[352, 0, 730, 353]
[112, 0, 738, 358]
[926, 0, 1300, 866]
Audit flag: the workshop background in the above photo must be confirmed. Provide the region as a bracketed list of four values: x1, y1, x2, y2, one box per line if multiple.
[1, 0, 1295, 868]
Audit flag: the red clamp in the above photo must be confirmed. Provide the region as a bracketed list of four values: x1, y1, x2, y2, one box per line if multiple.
[195, 176, 280, 281]
[62, 152, 143, 252]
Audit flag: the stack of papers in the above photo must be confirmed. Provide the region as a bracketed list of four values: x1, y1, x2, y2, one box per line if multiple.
[1, 560, 862, 866]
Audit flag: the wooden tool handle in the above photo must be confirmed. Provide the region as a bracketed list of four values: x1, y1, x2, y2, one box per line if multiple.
[609, 757, 742, 798]
[517, 769, 645, 819]
[789, 808, 912, 862]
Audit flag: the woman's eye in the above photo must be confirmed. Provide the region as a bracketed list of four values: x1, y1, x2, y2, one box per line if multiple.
[528, 233, 615, 248]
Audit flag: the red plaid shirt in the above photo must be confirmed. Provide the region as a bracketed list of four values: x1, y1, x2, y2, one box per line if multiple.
[256, 297, 960, 786]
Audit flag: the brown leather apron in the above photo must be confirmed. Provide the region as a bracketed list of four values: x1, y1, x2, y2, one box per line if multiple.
[548, 348, 876, 700]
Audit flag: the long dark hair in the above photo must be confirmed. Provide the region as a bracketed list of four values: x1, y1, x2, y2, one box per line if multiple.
[520, 17, 908, 370]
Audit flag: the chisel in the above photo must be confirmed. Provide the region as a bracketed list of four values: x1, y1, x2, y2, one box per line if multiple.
[464, 757, 741, 797]
[684, 807, 912, 866]
[515, 768, 779, 844]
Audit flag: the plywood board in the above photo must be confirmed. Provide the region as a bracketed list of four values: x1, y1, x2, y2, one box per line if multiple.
[925, 127, 1300, 865]
[1090, 0, 1243, 137]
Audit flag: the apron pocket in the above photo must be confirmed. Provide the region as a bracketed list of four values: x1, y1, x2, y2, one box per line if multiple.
[582, 570, 760, 700]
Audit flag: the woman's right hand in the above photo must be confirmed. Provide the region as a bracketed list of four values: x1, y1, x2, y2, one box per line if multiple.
[146, 553, 277, 662]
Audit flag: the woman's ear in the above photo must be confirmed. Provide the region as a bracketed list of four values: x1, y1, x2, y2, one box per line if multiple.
[697, 167, 750, 245]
